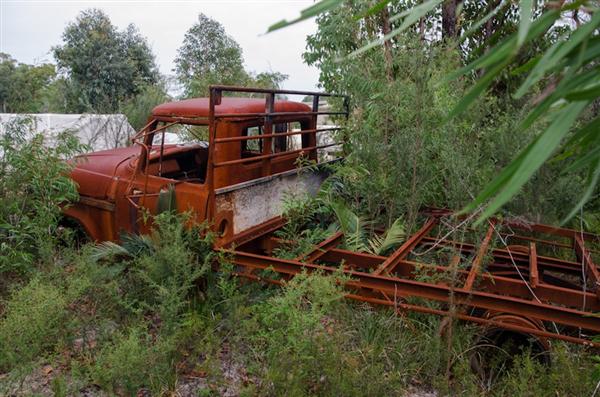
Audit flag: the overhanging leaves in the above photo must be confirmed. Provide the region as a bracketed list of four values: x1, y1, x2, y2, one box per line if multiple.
[266, 0, 343, 33]
[468, 101, 589, 224]
[517, 0, 533, 48]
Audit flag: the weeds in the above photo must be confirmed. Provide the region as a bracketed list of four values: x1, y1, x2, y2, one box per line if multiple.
[0, 278, 68, 371]
[92, 327, 177, 395]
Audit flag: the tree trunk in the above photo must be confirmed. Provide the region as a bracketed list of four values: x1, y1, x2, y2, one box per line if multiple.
[442, 0, 462, 39]
[380, 6, 394, 82]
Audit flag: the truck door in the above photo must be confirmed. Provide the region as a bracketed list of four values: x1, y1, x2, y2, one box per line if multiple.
[117, 122, 210, 236]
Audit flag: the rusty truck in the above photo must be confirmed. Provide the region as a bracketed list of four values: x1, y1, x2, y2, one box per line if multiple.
[64, 86, 600, 353]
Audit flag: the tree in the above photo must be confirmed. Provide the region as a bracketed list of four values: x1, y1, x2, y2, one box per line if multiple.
[0, 53, 16, 112]
[175, 14, 249, 97]
[442, 0, 462, 39]
[121, 83, 170, 131]
[251, 71, 289, 90]
[0, 53, 56, 113]
[53, 9, 159, 113]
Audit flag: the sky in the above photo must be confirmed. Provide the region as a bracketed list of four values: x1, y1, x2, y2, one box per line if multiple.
[0, 0, 321, 93]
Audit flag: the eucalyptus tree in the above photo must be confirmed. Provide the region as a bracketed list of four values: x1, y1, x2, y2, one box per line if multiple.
[175, 13, 249, 97]
[175, 14, 290, 98]
[53, 9, 159, 113]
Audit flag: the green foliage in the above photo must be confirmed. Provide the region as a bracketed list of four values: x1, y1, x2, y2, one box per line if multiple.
[91, 327, 177, 395]
[0, 212, 216, 394]
[176, 13, 288, 98]
[306, 12, 460, 224]
[248, 272, 356, 396]
[249, 71, 289, 91]
[304, 2, 585, 228]
[453, 5, 600, 223]
[0, 209, 597, 396]
[120, 83, 170, 131]
[329, 200, 405, 254]
[0, 53, 57, 113]
[175, 13, 249, 97]
[241, 271, 598, 396]
[267, 0, 344, 33]
[368, 217, 405, 254]
[0, 53, 14, 111]
[272, 192, 334, 259]
[286, 0, 600, 223]
[0, 118, 84, 284]
[2, 3, 600, 395]
[53, 9, 159, 113]
[275, 176, 406, 259]
[0, 278, 68, 371]
[348, 0, 444, 59]
[92, 212, 214, 330]
[490, 344, 594, 397]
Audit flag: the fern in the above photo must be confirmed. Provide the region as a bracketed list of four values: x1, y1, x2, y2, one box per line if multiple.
[330, 200, 369, 252]
[90, 233, 153, 262]
[367, 218, 405, 255]
[329, 200, 405, 254]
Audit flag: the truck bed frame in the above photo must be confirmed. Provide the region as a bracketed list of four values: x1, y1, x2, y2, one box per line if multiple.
[221, 208, 600, 347]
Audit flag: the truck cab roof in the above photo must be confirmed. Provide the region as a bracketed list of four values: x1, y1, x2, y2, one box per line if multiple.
[152, 97, 311, 118]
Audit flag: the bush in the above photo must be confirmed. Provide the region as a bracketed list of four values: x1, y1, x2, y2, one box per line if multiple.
[490, 344, 595, 396]
[0, 278, 68, 371]
[120, 83, 169, 131]
[0, 117, 84, 286]
[92, 212, 214, 331]
[247, 272, 349, 396]
[71, 213, 216, 394]
[305, 7, 586, 229]
[92, 327, 177, 395]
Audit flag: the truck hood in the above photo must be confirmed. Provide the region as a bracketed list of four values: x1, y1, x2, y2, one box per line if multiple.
[70, 146, 141, 200]
[72, 146, 141, 177]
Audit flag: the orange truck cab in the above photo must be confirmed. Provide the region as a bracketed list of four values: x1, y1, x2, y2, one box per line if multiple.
[63, 86, 347, 246]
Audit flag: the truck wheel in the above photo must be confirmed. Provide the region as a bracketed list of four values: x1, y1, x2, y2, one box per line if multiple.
[57, 217, 91, 248]
[469, 314, 550, 387]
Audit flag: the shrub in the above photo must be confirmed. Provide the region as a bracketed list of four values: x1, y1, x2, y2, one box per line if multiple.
[0, 278, 68, 371]
[305, 7, 586, 228]
[248, 272, 349, 396]
[91, 212, 214, 331]
[92, 327, 177, 395]
[0, 117, 84, 286]
[120, 83, 169, 131]
[491, 344, 595, 396]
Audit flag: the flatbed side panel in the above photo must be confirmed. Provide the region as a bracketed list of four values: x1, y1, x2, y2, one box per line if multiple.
[215, 167, 327, 237]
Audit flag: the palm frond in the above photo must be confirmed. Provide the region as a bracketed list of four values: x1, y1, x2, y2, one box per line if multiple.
[90, 233, 153, 262]
[368, 218, 406, 255]
[90, 241, 131, 262]
[329, 200, 369, 252]
[120, 233, 154, 256]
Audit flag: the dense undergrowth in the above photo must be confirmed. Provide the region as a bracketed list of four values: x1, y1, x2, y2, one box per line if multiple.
[0, 218, 596, 396]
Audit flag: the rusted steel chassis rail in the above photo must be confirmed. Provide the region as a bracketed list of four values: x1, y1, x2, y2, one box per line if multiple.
[220, 214, 600, 347]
